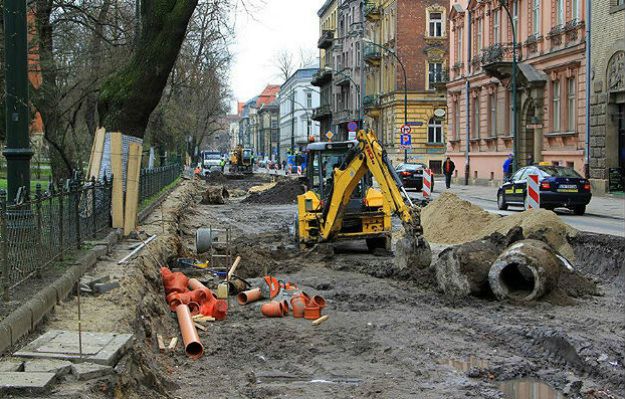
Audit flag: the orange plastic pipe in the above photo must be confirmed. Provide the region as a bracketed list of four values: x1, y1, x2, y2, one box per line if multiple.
[175, 304, 204, 360]
[188, 278, 213, 299]
[237, 287, 262, 305]
[261, 301, 284, 317]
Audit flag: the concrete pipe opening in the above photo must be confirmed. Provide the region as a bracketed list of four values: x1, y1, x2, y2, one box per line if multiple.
[497, 262, 538, 300]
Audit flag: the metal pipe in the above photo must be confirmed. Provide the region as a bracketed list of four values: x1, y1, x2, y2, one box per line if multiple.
[175, 304, 204, 359]
[500, 0, 518, 172]
[585, 0, 592, 178]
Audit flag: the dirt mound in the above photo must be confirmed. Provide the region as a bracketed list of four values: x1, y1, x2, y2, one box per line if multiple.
[242, 179, 304, 204]
[203, 171, 228, 184]
[422, 192, 577, 260]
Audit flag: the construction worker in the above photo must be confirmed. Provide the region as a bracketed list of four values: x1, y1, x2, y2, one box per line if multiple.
[443, 156, 455, 189]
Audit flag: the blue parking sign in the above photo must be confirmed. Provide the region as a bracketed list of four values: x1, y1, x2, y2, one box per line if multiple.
[400, 133, 411, 148]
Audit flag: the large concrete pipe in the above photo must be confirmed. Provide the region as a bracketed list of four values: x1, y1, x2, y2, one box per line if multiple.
[195, 228, 215, 254]
[488, 239, 561, 301]
[175, 304, 204, 359]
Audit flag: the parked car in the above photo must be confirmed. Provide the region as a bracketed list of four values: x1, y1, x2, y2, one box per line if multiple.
[497, 165, 592, 215]
[395, 163, 433, 192]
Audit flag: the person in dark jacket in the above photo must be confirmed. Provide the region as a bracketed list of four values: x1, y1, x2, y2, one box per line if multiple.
[503, 154, 514, 181]
[443, 156, 456, 189]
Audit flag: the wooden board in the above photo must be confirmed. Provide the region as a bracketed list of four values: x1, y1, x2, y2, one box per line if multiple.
[110, 132, 124, 228]
[123, 143, 142, 236]
[87, 127, 106, 180]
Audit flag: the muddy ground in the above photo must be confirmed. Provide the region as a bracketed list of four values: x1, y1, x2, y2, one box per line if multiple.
[10, 175, 624, 399]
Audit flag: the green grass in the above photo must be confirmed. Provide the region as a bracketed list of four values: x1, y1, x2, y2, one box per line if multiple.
[0, 179, 50, 193]
[139, 177, 181, 211]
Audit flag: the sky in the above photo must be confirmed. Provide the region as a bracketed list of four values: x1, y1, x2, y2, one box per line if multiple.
[229, 0, 326, 109]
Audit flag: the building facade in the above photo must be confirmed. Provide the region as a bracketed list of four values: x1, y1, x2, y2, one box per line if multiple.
[254, 85, 280, 159]
[258, 100, 280, 161]
[364, 0, 449, 170]
[447, 0, 588, 184]
[589, 0, 625, 192]
[278, 68, 320, 161]
[312, 0, 338, 136]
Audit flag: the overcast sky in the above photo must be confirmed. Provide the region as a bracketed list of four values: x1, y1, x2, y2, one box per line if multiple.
[229, 0, 325, 109]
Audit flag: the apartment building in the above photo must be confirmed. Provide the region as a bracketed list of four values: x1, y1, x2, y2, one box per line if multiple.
[447, 0, 587, 184]
[312, 0, 338, 136]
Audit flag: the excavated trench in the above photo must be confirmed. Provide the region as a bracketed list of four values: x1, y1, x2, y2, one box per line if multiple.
[86, 176, 624, 399]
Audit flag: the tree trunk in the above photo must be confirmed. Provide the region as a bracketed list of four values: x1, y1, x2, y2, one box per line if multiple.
[97, 0, 199, 138]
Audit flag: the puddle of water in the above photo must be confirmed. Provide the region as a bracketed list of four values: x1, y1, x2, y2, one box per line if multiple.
[441, 357, 489, 372]
[498, 378, 564, 399]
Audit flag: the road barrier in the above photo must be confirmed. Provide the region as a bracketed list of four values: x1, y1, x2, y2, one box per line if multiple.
[423, 169, 433, 198]
[526, 174, 540, 209]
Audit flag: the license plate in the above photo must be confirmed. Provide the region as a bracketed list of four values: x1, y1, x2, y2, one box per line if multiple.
[557, 188, 578, 193]
[559, 184, 577, 189]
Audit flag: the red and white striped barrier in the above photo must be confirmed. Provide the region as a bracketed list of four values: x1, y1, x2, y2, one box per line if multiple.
[423, 169, 433, 198]
[526, 174, 540, 209]
[297, 166, 302, 175]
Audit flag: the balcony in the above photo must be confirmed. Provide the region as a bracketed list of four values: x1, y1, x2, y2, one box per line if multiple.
[363, 94, 381, 117]
[364, 43, 381, 65]
[364, 1, 380, 21]
[334, 109, 353, 124]
[311, 68, 332, 87]
[429, 69, 449, 91]
[312, 105, 332, 121]
[334, 68, 352, 86]
[317, 30, 334, 50]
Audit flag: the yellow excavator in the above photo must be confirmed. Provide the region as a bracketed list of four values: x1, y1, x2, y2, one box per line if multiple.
[294, 129, 431, 268]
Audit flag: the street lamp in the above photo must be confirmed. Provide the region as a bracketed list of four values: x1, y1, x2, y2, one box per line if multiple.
[499, 0, 518, 172]
[362, 38, 409, 163]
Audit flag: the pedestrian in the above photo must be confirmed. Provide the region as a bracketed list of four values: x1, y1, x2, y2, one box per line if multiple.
[503, 154, 514, 181]
[443, 156, 455, 189]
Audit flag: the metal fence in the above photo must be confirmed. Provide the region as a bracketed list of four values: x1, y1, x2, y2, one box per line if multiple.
[0, 163, 182, 299]
[139, 163, 182, 204]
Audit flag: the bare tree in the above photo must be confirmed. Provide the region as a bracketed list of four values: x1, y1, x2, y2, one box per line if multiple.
[273, 49, 295, 82]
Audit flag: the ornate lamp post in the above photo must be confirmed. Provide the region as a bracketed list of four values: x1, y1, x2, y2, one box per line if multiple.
[499, 0, 519, 172]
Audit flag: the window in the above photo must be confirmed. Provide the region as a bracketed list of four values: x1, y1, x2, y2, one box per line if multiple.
[618, 0, 625, 6]
[428, 118, 443, 143]
[473, 95, 481, 138]
[429, 62, 443, 85]
[553, 80, 561, 131]
[457, 28, 463, 62]
[306, 92, 312, 108]
[572, 0, 579, 20]
[533, 0, 541, 34]
[429, 12, 443, 37]
[454, 100, 461, 139]
[556, 0, 564, 25]
[477, 18, 483, 52]
[490, 91, 497, 136]
[493, 9, 500, 44]
[567, 78, 576, 131]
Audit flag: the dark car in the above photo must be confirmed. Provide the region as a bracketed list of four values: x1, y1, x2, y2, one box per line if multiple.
[395, 163, 433, 192]
[497, 165, 592, 215]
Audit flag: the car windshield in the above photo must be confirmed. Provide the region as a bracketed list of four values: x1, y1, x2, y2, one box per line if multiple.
[401, 163, 426, 171]
[538, 166, 582, 178]
[203, 153, 220, 160]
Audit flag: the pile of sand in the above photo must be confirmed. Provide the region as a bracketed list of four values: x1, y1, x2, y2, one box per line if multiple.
[248, 182, 277, 193]
[242, 179, 304, 204]
[421, 192, 577, 260]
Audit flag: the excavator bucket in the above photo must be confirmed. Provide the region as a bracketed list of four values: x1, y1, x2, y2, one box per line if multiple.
[395, 207, 432, 271]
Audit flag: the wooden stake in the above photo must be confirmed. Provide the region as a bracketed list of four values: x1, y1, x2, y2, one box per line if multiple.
[123, 143, 142, 236]
[87, 127, 106, 179]
[227, 256, 242, 281]
[110, 132, 124, 228]
[168, 337, 178, 350]
[157, 334, 165, 352]
[193, 322, 207, 332]
[312, 315, 329, 326]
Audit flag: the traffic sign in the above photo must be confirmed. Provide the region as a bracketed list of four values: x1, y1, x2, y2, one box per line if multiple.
[347, 121, 358, 132]
[400, 133, 411, 148]
[325, 131, 334, 140]
[401, 124, 411, 134]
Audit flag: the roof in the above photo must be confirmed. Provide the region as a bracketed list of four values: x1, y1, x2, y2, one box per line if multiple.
[256, 85, 280, 107]
[237, 102, 245, 115]
[281, 67, 320, 89]
[317, 0, 336, 17]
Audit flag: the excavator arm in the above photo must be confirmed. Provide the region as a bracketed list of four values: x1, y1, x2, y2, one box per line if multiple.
[319, 129, 422, 240]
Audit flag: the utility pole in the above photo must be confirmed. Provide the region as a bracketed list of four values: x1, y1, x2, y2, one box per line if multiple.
[290, 91, 295, 154]
[500, 0, 518, 172]
[3, 0, 33, 202]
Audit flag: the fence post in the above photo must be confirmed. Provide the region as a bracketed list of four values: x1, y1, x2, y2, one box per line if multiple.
[74, 179, 81, 249]
[58, 183, 64, 261]
[91, 176, 97, 238]
[1, 189, 9, 301]
[35, 184, 43, 278]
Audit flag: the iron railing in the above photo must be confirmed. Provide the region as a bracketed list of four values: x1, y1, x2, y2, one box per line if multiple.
[139, 163, 182, 204]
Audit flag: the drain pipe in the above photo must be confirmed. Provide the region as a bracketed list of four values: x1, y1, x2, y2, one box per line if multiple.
[175, 304, 204, 359]
[465, 9, 472, 185]
[584, 0, 592, 178]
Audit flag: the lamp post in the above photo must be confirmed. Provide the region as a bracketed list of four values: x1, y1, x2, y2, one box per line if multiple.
[363, 38, 408, 163]
[499, 0, 518, 172]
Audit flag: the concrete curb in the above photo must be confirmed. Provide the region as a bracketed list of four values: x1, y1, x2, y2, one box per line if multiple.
[0, 230, 120, 355]
[138, 181, 180, 223]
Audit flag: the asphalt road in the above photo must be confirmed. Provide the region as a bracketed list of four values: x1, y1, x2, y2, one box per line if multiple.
[407, 183, 625, 237]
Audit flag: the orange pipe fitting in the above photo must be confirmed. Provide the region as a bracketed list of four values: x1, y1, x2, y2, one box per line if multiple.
[290, 296, 306, 318]
[161, 268, 189, 295]
[311, 295, 326, 309]
[237, 287, 262, 305]
[304, 303, 321, 320]
[261, 301, 284, 317]
[175, 304, 204, 359]
[188, 301, 201, 316]
[281, 299, 289, 316]
[188, 278, 213, 300]
[166, 289, 207, 311]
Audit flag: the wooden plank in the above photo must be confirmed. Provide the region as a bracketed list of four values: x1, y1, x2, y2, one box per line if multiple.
[167, 337, 178, 350]
[87, 127, 106, 180]
[193, 322, 207, 332]
[312, 315, 329, 326]
[192, 315, 215, 323]
[123, 143, 142, 236]
[157, 334, 165, 352]
[110, 132, 124, 228]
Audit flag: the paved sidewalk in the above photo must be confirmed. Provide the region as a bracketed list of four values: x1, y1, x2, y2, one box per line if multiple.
[438, 180, 625, 220]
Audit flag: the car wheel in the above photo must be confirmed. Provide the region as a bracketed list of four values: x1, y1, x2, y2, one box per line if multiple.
[572, 205, 586, 215]
[497, 192, 508, 210]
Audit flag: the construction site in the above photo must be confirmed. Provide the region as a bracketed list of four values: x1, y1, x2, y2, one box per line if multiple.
[0, 159, 621, 398]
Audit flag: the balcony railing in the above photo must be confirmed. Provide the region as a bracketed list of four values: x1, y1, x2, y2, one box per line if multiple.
[317, 30, 334, 49]
[311, 68, 332, 87]
[363, 94, 381, 109]
[364, 1, 380, 20]
[430, 69, 450, 91]
[312, 105, 332, 121]
[364, 43, 381, 64]
[334, 68, 352, 86]
[334, 109, 353, 124]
